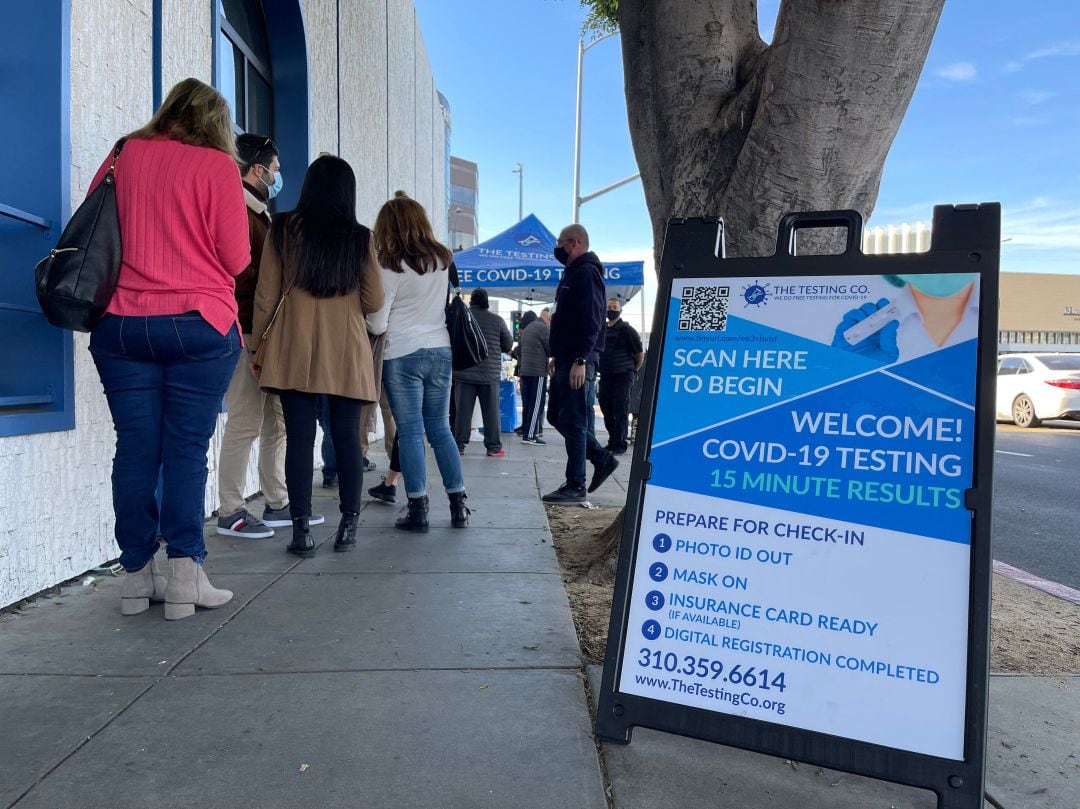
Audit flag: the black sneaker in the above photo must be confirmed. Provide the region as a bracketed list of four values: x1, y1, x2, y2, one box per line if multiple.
[368, 477, 397, 504]
[588, 454, 620, 493]
[322, 477, 338, 489]
[362, 457, 377, 473]
[542, 483, 587, 504]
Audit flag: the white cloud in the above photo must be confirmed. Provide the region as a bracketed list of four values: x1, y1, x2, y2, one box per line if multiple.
[1019, 88, 1053, 105]
[935, 62, 977, 82]
[1025, 39, 1080, 60]
[1003, 199, 1080, 250]
[1011, 115, 1050, 127]
[1002, 39, 1080, 73]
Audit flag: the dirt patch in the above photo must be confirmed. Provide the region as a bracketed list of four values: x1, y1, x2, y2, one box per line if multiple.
[546, 505, 1080, 675]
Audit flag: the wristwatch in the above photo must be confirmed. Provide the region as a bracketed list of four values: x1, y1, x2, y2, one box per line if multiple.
[573, 358, 586, 366]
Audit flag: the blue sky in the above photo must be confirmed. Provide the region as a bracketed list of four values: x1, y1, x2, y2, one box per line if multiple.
[414, 1, 1080, 322]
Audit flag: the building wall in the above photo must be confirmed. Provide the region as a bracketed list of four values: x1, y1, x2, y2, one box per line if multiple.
[999, 273, 1080, 334]
[0, 0, 449, 607]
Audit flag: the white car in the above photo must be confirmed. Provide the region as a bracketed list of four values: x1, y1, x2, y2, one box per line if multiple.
[996, 352, 1080, 428]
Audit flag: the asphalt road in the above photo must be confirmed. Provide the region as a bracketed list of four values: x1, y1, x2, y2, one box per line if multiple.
[993, 421, 1080, 590]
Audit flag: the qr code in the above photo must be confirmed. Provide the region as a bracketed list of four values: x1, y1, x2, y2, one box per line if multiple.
[678, 285, 730, 331]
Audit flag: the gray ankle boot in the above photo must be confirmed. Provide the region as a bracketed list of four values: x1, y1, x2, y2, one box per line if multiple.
[121, 557, 168, 615]
[163, 557, 233, 620]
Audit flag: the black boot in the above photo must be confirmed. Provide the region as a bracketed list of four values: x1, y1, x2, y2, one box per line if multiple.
[395, 495, 429, 533]
[334, 511, 359, 553]
[287, 516, 315, 557]
[449, 492, 470, 528]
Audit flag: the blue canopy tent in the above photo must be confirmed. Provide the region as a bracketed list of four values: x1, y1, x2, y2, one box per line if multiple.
[451, 214, 645, 304]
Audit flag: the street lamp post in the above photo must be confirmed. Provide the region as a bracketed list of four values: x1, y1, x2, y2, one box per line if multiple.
[513, 163, 524, 221]
[572, 32, 641, 224]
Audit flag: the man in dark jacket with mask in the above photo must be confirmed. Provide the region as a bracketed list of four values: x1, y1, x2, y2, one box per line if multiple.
[542, 225, 619, 503]
[598, 297, 644, 455]
[453, 288, 513, 457]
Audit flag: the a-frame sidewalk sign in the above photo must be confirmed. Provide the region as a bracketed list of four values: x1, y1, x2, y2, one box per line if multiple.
[596, 206, 999, 809]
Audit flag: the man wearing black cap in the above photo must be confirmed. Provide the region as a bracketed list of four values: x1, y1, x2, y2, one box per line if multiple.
[542, 225, 619, 503]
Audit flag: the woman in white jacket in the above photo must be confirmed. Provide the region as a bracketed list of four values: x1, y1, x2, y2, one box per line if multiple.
[366, 191, 469, 531]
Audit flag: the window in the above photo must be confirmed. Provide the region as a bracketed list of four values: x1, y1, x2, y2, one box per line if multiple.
[216, 0, 273, 135]
[0, 3, 74, 436]
[997, 358, 1021, 376]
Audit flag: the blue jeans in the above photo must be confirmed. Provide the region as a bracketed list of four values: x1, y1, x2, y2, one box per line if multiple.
[383, 347, 465, 498]
[547, 361, 608, 489]
[317, 394, 338, 481]
[90, 314, 240, 570]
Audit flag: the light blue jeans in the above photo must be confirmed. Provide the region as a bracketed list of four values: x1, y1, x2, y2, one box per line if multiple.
[383, 347, 465, 498]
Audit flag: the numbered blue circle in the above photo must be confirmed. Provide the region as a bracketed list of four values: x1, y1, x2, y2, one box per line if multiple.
[649, 562, 668, 582]
[645, 590, 665, 611]
[641, 620, 661, 640]
[652, 534, 672, 553]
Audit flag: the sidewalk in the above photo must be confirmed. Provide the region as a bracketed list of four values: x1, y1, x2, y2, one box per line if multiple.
[1, 435, 1076, 808]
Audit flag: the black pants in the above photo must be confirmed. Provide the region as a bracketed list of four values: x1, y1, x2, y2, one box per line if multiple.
[520, 375, 547, 440]
[454, 380, 502, 451]
[278, 390, 364, 517]
[598, 370, 634, 452]
[547, 362, 608, 489]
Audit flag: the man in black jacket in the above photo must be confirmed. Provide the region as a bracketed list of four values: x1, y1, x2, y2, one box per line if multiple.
[542, 225, 619, 503]
[598, 297, 644, 455]
[453, 288, 514, 457]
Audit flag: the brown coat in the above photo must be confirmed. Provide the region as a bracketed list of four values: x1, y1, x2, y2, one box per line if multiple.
[251, 229, 384, 401]
[235, 184, 271, 334]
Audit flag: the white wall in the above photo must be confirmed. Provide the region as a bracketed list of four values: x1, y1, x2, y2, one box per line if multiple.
[0, 0, 449, 607]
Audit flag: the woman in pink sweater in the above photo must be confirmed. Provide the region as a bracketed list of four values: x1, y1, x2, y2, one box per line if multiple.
[87, 79, 250, 620]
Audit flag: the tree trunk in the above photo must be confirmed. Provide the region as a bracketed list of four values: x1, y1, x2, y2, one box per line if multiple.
[618, 0, 945, 260]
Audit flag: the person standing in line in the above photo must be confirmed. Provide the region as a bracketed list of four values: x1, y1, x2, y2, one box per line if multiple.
[88, 78, 248, 619]
[366, 191, 469, 531]
[597, 297, 644, 455]
[537, 307, 551, 438]
[215, 134, 325, 538]
[452, 288, 513, 457]
[542, 225, 619, 503]
[518, 310, 551, 445]
[252, 155, 383, 557]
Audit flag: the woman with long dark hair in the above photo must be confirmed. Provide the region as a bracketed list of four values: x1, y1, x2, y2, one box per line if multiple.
[367, 191, 469, 531]
[88, 78, 248, 620]
[252, 155, 383, 556]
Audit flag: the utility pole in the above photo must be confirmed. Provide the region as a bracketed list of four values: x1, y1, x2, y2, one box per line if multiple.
[513, 163, 524, 221]
[572, 33, 640, 223]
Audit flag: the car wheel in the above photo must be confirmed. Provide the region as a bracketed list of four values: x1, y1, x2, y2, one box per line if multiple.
[1012, 394, 1041, 428]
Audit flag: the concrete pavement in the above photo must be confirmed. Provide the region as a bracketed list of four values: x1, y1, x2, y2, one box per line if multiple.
[1, 433, 1076, 808]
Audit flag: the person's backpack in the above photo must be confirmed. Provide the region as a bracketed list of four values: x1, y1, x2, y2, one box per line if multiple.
[445, 262, 488, 371]
[34, 139, 126, 332]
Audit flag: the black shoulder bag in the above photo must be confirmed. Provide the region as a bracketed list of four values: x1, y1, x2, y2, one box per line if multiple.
[444, 261, 488, 371]
[34, 138, 126, 332]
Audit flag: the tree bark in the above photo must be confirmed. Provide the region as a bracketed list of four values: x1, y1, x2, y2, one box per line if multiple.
[619, 0, 945, 260]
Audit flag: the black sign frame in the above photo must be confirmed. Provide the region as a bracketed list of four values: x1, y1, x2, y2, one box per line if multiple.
[595, 206, 999, 809]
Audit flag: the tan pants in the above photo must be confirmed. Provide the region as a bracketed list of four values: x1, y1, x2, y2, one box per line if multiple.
[217, 336, 287, 514]
[359, 331, 395, 456]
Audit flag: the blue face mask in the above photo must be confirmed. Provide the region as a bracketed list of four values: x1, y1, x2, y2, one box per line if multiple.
[897, 273, 977, 298]
[259, 166, 283, 199]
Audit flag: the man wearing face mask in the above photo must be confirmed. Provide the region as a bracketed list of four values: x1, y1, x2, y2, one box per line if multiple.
[542, 225, 619, 503]
[216, 134, 323, 537]
[598, 297, 644, 456]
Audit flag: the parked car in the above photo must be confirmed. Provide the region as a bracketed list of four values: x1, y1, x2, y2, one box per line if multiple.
[996, 352, 1080, 428]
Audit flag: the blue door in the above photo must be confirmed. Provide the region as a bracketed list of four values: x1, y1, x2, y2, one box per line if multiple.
[0, 2, 74, 435]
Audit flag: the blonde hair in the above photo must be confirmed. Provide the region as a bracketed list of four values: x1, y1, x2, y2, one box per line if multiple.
[374, 190, 453, 274]
[127, 78, 238, 160]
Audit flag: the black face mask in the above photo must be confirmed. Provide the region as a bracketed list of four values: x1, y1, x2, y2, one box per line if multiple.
[606, 310, 620, 321]
[554, 246, 570, 266]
